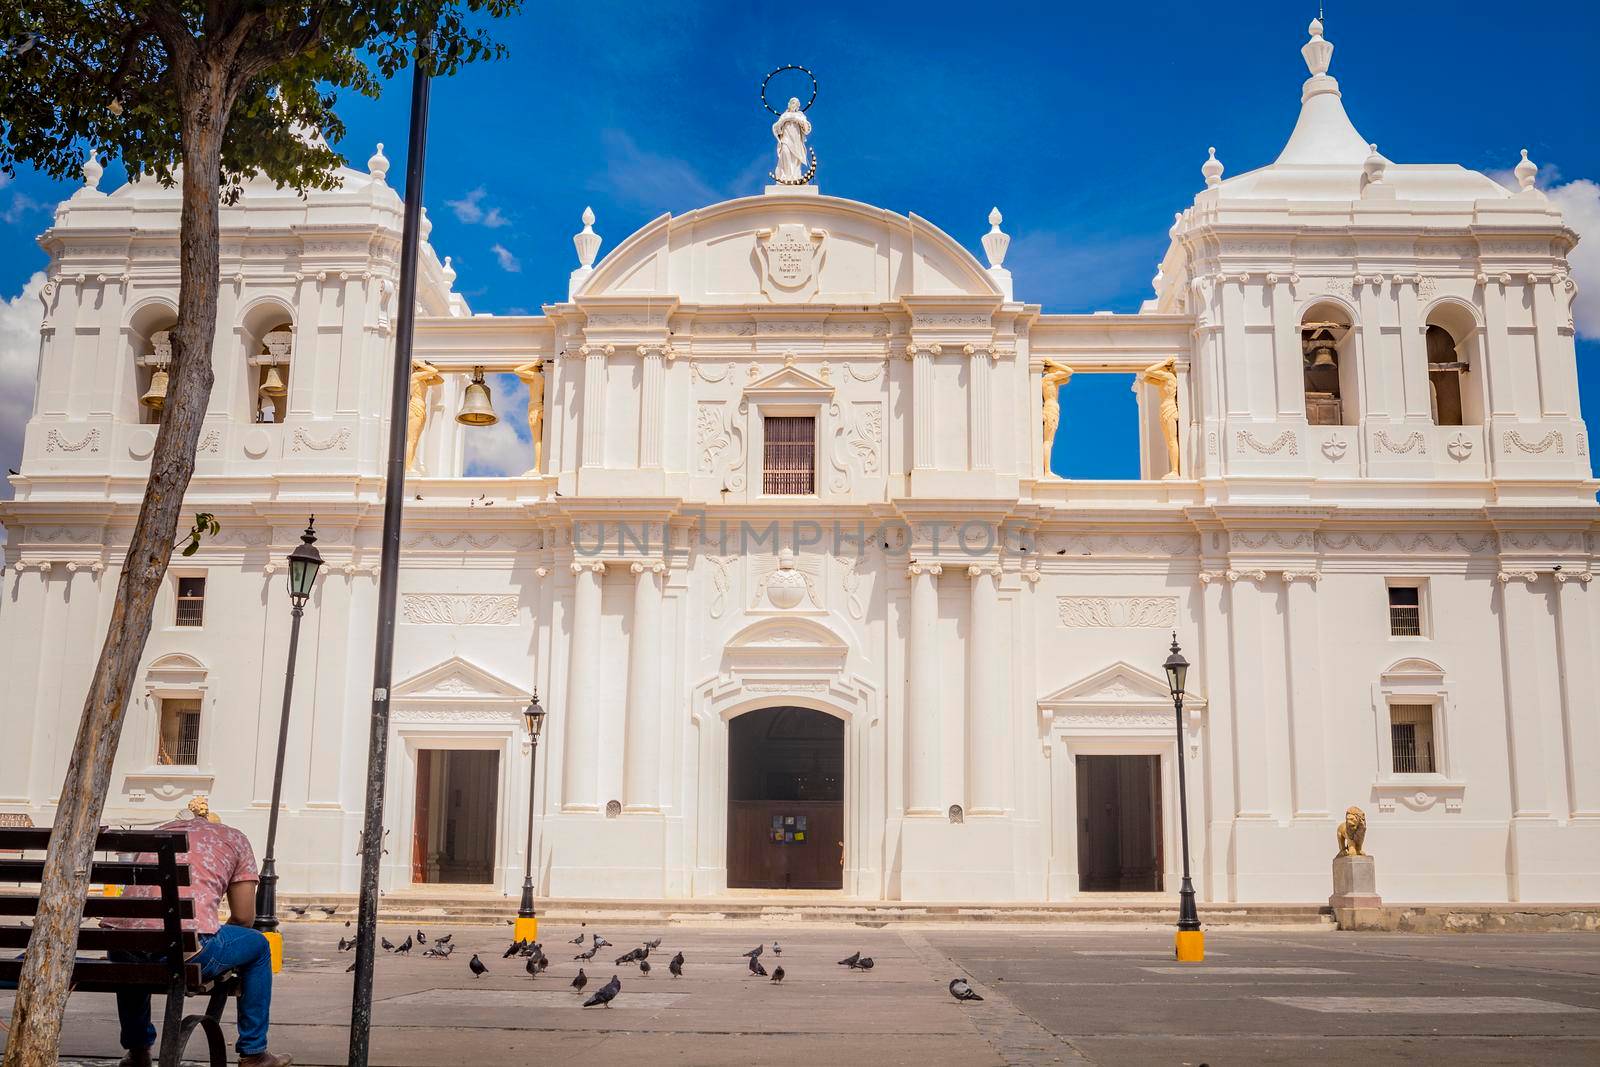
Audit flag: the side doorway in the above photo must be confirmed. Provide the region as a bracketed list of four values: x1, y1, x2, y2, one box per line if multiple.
[726, 707, 845, 890]
[1075, 754, 1163, 892]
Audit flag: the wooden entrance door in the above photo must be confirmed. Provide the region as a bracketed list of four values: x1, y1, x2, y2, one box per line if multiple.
[413, 749, 500, 885]
[1076, 754, 1162, 892]
[726, 707, 845, 890]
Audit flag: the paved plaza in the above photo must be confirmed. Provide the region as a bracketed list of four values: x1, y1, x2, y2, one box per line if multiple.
[6, 922, 1598, 1065]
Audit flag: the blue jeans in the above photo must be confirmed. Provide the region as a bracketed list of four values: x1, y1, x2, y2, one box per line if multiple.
[113, 924, 274, 1056]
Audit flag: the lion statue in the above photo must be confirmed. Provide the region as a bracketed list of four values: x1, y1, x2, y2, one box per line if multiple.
[1335, 805, 1367, 857]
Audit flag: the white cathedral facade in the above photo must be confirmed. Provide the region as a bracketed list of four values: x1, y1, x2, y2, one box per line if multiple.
[2, 21, 1596, 906]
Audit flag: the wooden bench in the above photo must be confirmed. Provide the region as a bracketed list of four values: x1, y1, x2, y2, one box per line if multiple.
[0, 827, 237, 1067]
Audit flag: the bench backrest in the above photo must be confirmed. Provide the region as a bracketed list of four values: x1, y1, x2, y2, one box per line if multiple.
[0, 827, 203, 992]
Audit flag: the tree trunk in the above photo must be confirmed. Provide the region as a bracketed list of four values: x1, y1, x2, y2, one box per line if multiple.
[2, 66, 232, 1067]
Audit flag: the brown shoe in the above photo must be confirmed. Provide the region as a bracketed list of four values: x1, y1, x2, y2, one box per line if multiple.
[238, 1054, 294, 1067]
[118, 1050, 153, 1067]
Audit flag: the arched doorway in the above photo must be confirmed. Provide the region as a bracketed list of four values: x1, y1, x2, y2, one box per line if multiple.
[726, 706, 844, 890]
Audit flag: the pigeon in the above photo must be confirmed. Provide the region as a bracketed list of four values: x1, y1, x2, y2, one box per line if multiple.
[468, 954, 487, 978]
[338, 937, 354, 952]
[593, 934, 612, 949]
[772, 941, 782, 956]
[771, 965, 785, 984]
[416, 930, 427, 945]
[748, 956, 767, 977]
[435, 934, 453, 946]
[838, 952, 861, 968]
[574, 944, 599, 961]
[583, 974, 621, 1008]
[381, 937, 395, 952]
[526, 957, 539, 978]
[345, 920, 353, 928]
[504, 940, 524, 959]
[857, 957, 875, 971]
[668, 951, 684, 978]
[949, 978, 983, 1002]
[569, 933, 586, 945]
[743, 943, 764, 959]
[615, 948, 641, 966]
[639, 959, 651, 977]
[346, 961, 356, 972]
[643, 937, 663, 950]
[395, 936, 413, 955]
[536, 955, 549, 974]
[571, 968, 588, 994]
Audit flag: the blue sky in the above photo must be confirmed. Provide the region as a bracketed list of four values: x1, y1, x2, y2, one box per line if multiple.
[1, 1, 1596, 481]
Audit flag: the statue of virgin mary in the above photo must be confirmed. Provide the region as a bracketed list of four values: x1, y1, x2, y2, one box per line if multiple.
[772, 97, 812, 183]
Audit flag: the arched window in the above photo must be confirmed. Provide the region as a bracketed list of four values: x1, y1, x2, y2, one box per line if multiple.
[1300, 302, 1355, 426]
[1421, 303, 1482, 427]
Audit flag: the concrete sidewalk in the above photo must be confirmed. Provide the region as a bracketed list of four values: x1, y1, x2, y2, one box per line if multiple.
[5, 923, 1598, 1065]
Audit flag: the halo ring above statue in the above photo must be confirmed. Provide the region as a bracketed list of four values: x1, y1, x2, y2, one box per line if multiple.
[760, 64, 818, 115]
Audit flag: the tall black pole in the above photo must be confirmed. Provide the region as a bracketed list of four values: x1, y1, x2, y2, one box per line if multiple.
[254, 603, 305, 935]
[517, 734, 539, 921]
[349, 30, 432, 1067]
[1173, 688, 1201, 932]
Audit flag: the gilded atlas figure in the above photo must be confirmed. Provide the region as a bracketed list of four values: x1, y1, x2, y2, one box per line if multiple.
[404, 358, 445, 472]
[512, 360, 546, 473]
[1336, 805, 1368, 857]
[1140, 357, 1182, 478]
[1040, 358, 1074, 469]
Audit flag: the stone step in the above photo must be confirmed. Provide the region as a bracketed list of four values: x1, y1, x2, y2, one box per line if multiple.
[277, 894, 1337, 928]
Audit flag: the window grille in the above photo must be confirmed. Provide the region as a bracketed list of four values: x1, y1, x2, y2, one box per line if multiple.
[175, 576, 206, 627]
[763, 416, 815, 495]
[1390, 703, 1436, 774]
[1387, 585, 1421, 636]
[158, 699, 202, 766]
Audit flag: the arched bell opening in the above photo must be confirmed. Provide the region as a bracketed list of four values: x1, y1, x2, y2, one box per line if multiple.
[1422, 300, 1483, 427]
[1300, 301, 1356, 426]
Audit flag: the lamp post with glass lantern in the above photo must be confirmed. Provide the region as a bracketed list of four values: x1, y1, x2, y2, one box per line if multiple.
[513, 691, 547, 944]
[1163, 632, 1203, 961]
[254, 517, 324, 971]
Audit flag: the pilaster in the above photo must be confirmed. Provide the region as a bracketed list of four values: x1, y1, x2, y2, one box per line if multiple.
[905, 560, 941, 814]
[965, 562, 1005, 813]
[1552, 569, 1599, 817]
[1281, 569, 1328, 818]
[623, 560, 665, 811]
[562, 560, 605, 811]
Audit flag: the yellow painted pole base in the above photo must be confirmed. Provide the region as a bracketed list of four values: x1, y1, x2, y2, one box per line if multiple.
[513, 916, 539, 943]
[1174, 929, 1205, 962]
[262, 930, 283, 974]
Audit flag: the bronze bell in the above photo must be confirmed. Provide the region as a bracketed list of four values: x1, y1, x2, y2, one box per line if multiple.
[456, 367, 498, 426]
[258, 364, 288, 399]
[140, 365, 169, 411]
[1307, 340, 1337, 369]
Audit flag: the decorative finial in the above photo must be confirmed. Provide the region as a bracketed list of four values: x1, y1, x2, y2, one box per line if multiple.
[419, 209, 432, 241]
[368, 142, 389, 182]
[1363, 143, 1386, 183]
[441, 255, 457, 286]
[574, 206, 601, 269]
[1302, 16, 1334, 77]
[1514, 148, 1538, 191]
[982, 207, 1009, 269]
[1169, 211, 1182, 239]
[1202, 146, 1224, 188]
[81, 147, 103, 190]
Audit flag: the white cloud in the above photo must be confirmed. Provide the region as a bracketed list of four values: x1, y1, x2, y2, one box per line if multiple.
[0, 272, 45, 501]
[463, 373, 532, 477]
[1, 191, 43, 225]
[1546, 179, 1600, 338]
[591, 129, 720, 211]
[490, 244, 520, 273]
[446, 187, 508, 228]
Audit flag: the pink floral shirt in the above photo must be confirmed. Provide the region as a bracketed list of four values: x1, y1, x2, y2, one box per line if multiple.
[107, 818, 259, 935]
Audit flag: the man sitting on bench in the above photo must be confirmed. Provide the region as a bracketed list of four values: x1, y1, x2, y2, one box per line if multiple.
[106, 797, 292, 1067]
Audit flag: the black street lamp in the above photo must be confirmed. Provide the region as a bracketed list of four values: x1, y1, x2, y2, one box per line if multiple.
[1163, 632, 1203, 962]
[514, 690, 547, 943]
[255, 517, 324, 965]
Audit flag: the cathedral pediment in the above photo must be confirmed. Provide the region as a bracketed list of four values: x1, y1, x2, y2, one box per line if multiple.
[391, 656, 527, 702]
[1038, 661, 1205, 710]
[743, 363, 833, 396]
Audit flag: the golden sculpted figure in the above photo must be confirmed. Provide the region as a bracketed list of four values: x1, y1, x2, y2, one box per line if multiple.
[1040, 359, 1074, 466]
[404, 359, 444, 471]
[1336, 805, 1368, 857]
[1140, 357, 1182, 478]
[512, 360, 546, 473]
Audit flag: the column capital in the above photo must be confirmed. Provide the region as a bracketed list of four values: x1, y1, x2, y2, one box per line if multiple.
[630, 560, 666, 575]
[1197, 570, 1222, 584]
[577, 342, 614, 358]
[1553, 569, 1593, 584]
[1226, 568, 1268, 583]
[961, 342, 998, 361]
[571, 560, 607, 575]
[966, 563, 1002, 579]
[1281, 569, 1322, 583]
[636, 342, 677, 360]
[1497, 569, 1539, 584]
[907, 561, 943, 578]
[903, 341, 941, 360]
